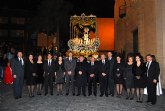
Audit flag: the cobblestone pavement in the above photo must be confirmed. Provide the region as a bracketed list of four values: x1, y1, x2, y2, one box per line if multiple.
[0, 83, 165, 111]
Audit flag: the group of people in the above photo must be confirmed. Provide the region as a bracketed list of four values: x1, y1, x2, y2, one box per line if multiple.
[6, 50, 160, 105]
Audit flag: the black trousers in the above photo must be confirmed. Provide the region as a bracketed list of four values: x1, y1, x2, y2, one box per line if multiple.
[77, 85, 86, 95]
[100, 76, 108, 95]
[108, 78, 115, 95]
[65, 75, 75, 94]
[88, 77, 97, 95]
[44, 75, 53, 94]
[147, 80, 157, 104]
[13, 75, 24, 98]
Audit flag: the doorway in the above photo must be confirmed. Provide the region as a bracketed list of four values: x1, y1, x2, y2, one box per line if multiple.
[133, 29, 138, 54]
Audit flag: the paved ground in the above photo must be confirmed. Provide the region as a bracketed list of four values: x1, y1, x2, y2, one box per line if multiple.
[0, 82, 165, 111]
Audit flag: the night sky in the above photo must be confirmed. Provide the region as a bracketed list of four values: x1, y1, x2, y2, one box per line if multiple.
[0, 0, 114, 18]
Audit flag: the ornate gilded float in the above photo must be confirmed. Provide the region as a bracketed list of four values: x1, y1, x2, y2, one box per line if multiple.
[67, 13, 100, 58]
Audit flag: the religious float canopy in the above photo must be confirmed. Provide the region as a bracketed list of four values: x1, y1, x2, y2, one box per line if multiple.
[67, 13, 100, 58]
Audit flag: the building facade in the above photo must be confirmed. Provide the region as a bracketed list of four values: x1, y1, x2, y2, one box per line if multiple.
[114, 0, 165, 88]
[0, 8, 35, 50]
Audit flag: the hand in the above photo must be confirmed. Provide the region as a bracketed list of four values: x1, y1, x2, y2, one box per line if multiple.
[13, 75, 16, 79]
[124, 78, 126, 80]
[117, 74, 120, 77]
[90, 74, 94, 78]
[79, 71, 82, 75]
[153, 79, 157, 83]
[102, 73, 106, 76]
[32, 73, 36, 76]
[64, 72, 65, 75]
[136, 76, 140, 79]
[55, 72, 56, 76]
[68, 71, 72, 75]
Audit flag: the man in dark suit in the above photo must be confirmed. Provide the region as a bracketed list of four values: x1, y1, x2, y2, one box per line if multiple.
[64, 52, 76, 96]
[87, 56, 98, 96]
[43, 53, 55, 96]
[107, 52, 115, 97]
[146, 54, 160, 105]
[11, 50, 24, 99]
[98, 54, 109, 97]
[75, 56, 87, 96]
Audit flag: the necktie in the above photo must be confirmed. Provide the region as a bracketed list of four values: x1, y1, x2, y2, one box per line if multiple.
[146, 62, 150, 77]
[48, 60, 50, 66]
[19, 58, 23, 65]
[102, 60, 105, 64]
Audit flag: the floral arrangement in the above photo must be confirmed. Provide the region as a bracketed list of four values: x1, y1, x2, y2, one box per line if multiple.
[67, 37, 100, 58]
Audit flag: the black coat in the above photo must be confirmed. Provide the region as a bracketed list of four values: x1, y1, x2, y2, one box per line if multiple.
[11, 58, 24, 77]
[106, 58, 115, 79]
[75, 62, 87, 87]
[43, 60, 56, 77]
[87, 62, 98, 77]
[98, 60, 109, 78]
[113, 62, 125, 84]
[132, 62, 147, 88]
[55, 61, 65, 72]
[25, 61, 37, 79]
[146, 61, 160, 82]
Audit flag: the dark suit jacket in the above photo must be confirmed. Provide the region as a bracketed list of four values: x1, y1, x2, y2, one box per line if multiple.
[106, 58, 115, 79]
[75, 61, 87, 86]
[98, 60, 109, 78]
[24, 60, 37, 79]
[43, 60, 55, 77]
[55, 61, 65, 72]
[64, 58, 76, 75]
[87, 62, 98, 77]
[11, 58, 24, 77]
[147, 61, 160, 82]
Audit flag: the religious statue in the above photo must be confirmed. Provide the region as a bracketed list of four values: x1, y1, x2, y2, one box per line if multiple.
[67, 13, 100, 57]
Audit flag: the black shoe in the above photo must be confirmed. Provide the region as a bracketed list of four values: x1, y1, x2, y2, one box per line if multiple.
[151, 102, 156, 105]
[29, 94, 32, 98]
[88, 94, 91, 96]
[76, 94, 80, 96]
[44, 93, 48, 96]
[111, 94, 114, 97]
[139, 101, 143, 103]
[116, 95, 121, 98]
[130, 97, 134, 100]
[66, 93, 69, 96]
[136, 100, 140, 103]
[19, 96, 22, 98]
[57, 94, 59, 96]
[15, 97, 19, 99]
[105, 94, 108, 97]
[83, 94, 86, 97]
[73, 93, 75, 96]
[94, 94, 97, 96]
[100, 94, 103, 97]
[126, 97, 129, 100]
[50, 93, 53, 96]
[146, 100, 151, 103]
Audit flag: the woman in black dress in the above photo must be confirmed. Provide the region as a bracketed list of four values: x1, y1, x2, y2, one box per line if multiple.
[75, 56, 87, 97]
[36, 55, 44, 95]
[133, 54, 146, 103]
[114, 54, 125, 98]
[55, 56, 65, 95]
[124, 56, 135, 100]
[25, 54, 37, 97]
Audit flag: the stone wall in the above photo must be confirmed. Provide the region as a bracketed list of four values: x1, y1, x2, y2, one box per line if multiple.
[114, 0, 165, 88]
